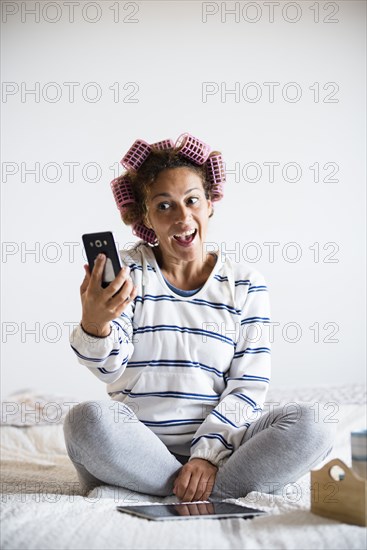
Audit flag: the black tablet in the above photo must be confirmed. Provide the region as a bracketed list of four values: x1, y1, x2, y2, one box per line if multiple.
[116, 500, 267, 521]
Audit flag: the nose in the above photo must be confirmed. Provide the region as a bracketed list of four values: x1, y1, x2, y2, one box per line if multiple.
[175, 202, 192, 223]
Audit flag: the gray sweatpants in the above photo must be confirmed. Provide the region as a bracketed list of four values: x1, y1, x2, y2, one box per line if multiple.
[63, 399, 336, 500]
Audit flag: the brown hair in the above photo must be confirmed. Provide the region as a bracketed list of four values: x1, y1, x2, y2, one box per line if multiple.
[118, 148, 220, 228]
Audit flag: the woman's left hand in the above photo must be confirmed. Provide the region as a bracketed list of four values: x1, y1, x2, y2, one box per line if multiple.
[173, 458, 218, 502]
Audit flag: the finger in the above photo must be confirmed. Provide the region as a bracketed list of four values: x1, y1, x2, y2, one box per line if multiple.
[108, 277, 136, 309]
[89, 254, 106, 289]
[128, 281, 138, 297]
[80, 265, 91, 296]
[175, 470, 193, 500]
[200, 477, 216, 502]
[192, 476, 208, 502]
[124, 283, 138, 303]
[181, 473, 202, 502]
[109, 287, 138, 320]
[174, 504, 189, 516]
[173, 471, 182, 495]
[191, 473, 214, 502]
[196, 503, 209, 514]
[188, 503, 199, 515]
[103, 266, 132, 300]
[193, 474, 208, 501]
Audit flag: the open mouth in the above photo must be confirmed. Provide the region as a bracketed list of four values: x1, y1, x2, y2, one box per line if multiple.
[173, 228, 197, 245]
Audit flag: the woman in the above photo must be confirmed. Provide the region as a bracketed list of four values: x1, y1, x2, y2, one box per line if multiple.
[64, 133, 335, 503]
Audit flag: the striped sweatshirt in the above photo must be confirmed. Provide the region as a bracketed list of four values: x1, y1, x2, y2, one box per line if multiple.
[70, 241, 271, 467]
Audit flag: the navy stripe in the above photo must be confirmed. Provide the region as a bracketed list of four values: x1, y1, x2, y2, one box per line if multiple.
[225, 375, 270, 383]
[126, 359, 226, 379]
[133, 325, 235, 347]
[214, 274, 228, 282]
[112, 390, 220, 401]
[241, 316, 271, 325]
[138, 418, 205, 426]
[70, 344, 120, 363]
[248, 285, 268, 293]
[135, 294, 241, 315]
[112, 319, 131, 336]
[96, 354, 129, 374]
[128, 263, 156, 273]
[234, 347, 271, 358]
[98, 366, 119, 374]
[191, 433, 234, 451]
[191, 297, 240, 315]
[235, 280, 251, 286]
[233, 392, 259, 409]
[211, 409, 239, 429]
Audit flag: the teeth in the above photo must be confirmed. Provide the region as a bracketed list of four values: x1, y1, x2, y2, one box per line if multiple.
[174, 229, 196, 238]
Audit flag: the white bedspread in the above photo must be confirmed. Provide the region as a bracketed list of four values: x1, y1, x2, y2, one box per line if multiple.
[1, 385, 366, 550]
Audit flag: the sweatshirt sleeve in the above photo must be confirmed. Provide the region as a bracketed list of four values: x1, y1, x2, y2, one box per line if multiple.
[69, 262, 136, 385]
[189, 270, 271, 467]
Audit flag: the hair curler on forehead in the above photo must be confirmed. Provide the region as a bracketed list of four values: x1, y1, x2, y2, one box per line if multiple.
[132, 222, 158, 245]
[110, 175, 135, 210]
[206, 153, 226, 202]
[111, 133, 226, 246]
[150, 139, 175, 151]
[121, 139, 152, 171]
[175, 133, 211, 165]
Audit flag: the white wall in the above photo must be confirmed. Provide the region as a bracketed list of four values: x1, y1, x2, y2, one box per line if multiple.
[1, 0, 366, 400]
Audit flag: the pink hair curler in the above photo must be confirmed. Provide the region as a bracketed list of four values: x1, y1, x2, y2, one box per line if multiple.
[175, 133, 211, 165]
[110, 175, 136, 211]
[121, 139, 152, 171]
[150, 139, 175, 151]
[206, 153, 226, 202]
[132, 222, 158, 245]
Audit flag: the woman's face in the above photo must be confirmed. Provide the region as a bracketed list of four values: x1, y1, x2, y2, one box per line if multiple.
[145, 167, 212, 264]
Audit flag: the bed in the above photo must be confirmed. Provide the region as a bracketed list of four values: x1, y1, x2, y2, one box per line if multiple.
[1, 384, 366, 550]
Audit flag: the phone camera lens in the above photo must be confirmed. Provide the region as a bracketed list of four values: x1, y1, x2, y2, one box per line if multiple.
[95, 240, 102, 247]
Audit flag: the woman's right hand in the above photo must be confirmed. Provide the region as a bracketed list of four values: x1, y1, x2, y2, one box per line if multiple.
[80, 253, 138, 337]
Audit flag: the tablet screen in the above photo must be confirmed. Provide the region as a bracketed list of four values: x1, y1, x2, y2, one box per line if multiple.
[116, 500, 267, 521]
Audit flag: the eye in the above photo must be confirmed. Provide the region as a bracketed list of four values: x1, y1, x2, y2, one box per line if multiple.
[157, 202, 170, 211]
[187, 197, 199, 205]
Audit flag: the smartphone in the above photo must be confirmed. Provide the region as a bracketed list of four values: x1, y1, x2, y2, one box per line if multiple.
[82, 231, 122, 288]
